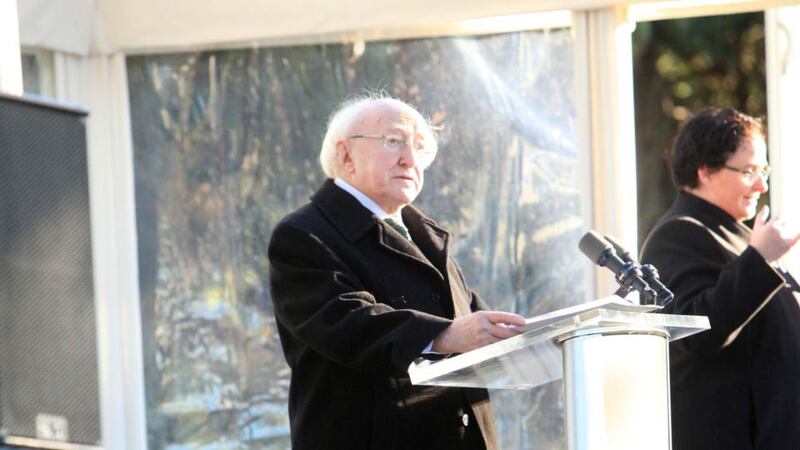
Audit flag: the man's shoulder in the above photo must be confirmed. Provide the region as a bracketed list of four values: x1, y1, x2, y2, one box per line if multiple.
[271, 181, 377, 245]
[274, 180, 345, 231]
[267, 202, 349, 263]
[273, 202, 328, 237]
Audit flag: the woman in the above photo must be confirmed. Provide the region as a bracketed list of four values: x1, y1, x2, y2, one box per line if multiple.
[641, 107, 800, 449]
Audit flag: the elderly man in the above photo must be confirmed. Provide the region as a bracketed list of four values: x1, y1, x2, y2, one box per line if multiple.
[268, 96, 525, 450]
[640, 107, 800, 450]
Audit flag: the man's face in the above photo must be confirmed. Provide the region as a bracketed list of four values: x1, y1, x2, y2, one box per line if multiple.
[699, 136, 768, 221]
[337, 102, 434, 214]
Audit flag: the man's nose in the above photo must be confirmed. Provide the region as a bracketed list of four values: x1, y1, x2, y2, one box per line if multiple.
[397, 143, 419, 167]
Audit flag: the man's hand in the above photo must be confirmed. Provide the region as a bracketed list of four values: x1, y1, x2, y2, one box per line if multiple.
[751, 206, 800, 263]
[431, 310, 527, 354]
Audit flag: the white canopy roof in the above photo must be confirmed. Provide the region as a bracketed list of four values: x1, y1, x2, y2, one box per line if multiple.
[18, 0, 797, 56]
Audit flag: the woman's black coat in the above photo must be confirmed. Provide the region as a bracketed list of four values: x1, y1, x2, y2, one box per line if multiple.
[641, 192, 800, 450]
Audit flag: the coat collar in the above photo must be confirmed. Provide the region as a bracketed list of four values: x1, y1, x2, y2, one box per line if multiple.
[311, 178, 381, 243]
[310, 179, 451, 277]
[671, 192, 749, 232]
[668, 191, 751, 252]
[402, 205, 450, 273]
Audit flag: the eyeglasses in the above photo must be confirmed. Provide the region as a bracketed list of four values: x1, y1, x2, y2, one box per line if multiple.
[347, 134, 437, 160]
[721, 164, 771, 183]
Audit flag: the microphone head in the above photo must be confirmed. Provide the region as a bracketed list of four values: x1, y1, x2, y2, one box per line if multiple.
[603, 234, 633, 263]
[579, 230, 614, 264]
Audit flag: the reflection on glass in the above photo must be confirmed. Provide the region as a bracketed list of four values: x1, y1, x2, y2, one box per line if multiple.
[21, 49, 54, 97]
[21, 53, 41, 94]
[128, 28, 582, 450]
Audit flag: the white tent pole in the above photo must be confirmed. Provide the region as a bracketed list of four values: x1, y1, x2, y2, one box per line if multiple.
[86, 53, 148, 450]
[766, 5, 800, 275]
[0, 0, 23, 95]
[46, 48, 148, 450]
[573, 6, 638, 300]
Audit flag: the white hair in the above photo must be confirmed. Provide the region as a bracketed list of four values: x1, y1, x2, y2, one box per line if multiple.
[318, 94, 437, 178]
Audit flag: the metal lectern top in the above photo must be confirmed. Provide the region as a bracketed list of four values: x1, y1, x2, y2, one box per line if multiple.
[407, 296, 710, 390]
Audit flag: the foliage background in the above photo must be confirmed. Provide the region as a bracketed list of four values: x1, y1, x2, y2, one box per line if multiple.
[633, 12, 767, 245]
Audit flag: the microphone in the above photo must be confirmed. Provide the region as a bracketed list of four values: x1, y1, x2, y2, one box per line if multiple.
[578, 230, 658, 305]
[603, 234, 674, 307]
[601, 234, 634, 262]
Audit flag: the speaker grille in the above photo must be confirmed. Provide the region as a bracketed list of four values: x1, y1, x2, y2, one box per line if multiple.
[0, 95, 101, 446]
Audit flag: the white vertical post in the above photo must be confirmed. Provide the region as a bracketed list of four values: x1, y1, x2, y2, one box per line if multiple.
[85, 53, 148, 450]
[0, 0, 23, 95]
[766, 5, 800, 275]
[573, 7, 638, 299]
[45, 50, 148, 450]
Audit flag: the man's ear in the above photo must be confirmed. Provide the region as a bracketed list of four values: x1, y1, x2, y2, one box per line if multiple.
[335, 141, 355, 173]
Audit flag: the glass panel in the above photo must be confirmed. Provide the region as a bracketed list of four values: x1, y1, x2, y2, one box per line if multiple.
[128, 28, 584, 450]
[21, 53, 41, 94]
[20, 49, 54, 97]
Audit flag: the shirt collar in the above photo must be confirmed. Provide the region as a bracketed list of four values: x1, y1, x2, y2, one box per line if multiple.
[334, 177, 404, 222]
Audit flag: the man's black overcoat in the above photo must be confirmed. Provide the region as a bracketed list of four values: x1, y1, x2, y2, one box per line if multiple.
[641, 192, 800, 449]
[268, 179, 499, 450]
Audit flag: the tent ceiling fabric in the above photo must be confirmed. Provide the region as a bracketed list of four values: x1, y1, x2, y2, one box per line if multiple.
[17, 0, 800, 56]
[17, 0, 94, 55]
[18, 0, 621, 56]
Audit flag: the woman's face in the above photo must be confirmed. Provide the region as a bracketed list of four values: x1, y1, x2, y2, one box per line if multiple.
[699, 136, 768, 221]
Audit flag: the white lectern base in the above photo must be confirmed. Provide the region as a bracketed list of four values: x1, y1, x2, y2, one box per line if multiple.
[562, 326, 670, 450]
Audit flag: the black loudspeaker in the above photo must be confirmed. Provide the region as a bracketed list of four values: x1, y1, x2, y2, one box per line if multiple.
[0, 94, 101, 449]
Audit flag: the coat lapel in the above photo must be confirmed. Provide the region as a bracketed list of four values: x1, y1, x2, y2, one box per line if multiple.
[403, 206, 448, 273]
[404, 206, 471, 319]
[311, 180, 445, 280]
[311, 180, 472, 319]
[377, 221, 445, 280]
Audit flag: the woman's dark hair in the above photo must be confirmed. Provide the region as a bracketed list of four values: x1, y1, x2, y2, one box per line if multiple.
[670, 107, 765, 189]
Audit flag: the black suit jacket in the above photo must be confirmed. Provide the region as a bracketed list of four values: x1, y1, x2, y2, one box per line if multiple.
[268, 179, 498, 450]
[641, 191, 800, 450]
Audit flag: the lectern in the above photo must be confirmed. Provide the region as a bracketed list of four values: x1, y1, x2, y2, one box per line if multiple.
[408, 296, 709, 450]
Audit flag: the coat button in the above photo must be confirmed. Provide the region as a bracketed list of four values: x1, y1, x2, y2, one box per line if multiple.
[431, 293, 440, 304]
[462, 413, 469, 426]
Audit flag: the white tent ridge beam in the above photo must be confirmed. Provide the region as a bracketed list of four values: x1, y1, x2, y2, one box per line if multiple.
[631, 0, 800, 21]
[121, 10, 574, 57]
[16, 0, 800, 57]
[130, 10, 576, 56]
